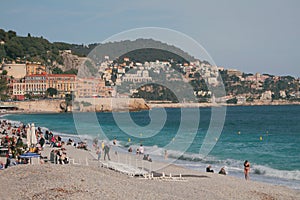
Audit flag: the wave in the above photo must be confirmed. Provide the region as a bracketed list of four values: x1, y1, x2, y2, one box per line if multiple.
[2, 116, 300, 187]
[252, 164, 300, 181]
[115, 142, 300, 184]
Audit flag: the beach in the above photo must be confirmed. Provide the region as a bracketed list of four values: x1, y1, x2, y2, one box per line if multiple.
[1, 107, 300, 200]
[1, 143, 300, 200]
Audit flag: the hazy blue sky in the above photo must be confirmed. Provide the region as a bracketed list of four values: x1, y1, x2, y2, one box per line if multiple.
[1, 0, 299, 77]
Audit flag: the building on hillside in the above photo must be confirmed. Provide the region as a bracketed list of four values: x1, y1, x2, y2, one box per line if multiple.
[2, 63, 26, 79]
[227, 69, 243, 77]
[12, 74, 115, 100]
[24, 74, 47, 96]
[26, 63, 47, 75]
[47, 74, 76, 97]
[74, 77, 105, 98]
[122, 70, 152, 83]
[245, 73, 269, 82]
[12, 74, 76, 100]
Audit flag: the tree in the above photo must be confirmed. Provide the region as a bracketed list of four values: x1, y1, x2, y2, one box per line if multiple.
[65, 93, 73, 106]
[24, 93, 32, 100]
[46, 87, 58, 98]
[7, 30, 16, 40]
[1, 70, 7, 75]
[0, 45, 6, 59]
[0, 77, 8, 100]
[52, 67, 63, 74]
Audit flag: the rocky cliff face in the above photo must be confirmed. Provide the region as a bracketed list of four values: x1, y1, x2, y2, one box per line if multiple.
[60, 51, 86, 71]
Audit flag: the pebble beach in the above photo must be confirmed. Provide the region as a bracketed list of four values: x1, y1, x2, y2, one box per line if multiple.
[0, 119, 300, 200]
[1, 145, 300, 200]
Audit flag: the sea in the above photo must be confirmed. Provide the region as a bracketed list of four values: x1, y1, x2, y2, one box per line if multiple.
[1, 105, 300, 190]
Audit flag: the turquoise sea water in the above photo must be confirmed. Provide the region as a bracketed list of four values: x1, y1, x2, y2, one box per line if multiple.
[1, 105, 300, 189]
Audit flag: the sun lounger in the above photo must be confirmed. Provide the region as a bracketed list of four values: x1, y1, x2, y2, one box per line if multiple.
[100, 160, 149, 177]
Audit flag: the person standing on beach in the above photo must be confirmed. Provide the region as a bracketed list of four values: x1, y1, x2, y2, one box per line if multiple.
[96, 146, 101, 161]
[244, 160, 250, 180]
[103, 144, 110, 161]
[139, 144, 144, 155]
[101, 141, 105, 151]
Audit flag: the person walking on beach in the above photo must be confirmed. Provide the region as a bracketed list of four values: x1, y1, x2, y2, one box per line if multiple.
[103, 144, 110, 161]
[96, 146, 101, 161]
[244, 160, 250, 180]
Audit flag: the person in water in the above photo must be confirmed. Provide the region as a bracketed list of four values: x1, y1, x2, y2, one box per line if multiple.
[244, 160, 250, 180]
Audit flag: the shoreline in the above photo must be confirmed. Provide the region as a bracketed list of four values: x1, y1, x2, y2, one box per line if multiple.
[1, 100, 300, 115]
[1, 116, 300, 192]
[0, 114, 300, 199]
[1, 140, 300, 199]
[0, 118, 299, 199]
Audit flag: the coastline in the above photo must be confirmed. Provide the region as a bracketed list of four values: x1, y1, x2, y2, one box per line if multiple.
[1, 144, 299, 199]
[1, 99, 300, 115]
[0, 118, 300, 199]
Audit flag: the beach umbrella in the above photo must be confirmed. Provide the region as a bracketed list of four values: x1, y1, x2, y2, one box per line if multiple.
[31, 123, 37, 145]
[26, 124, 31, 147]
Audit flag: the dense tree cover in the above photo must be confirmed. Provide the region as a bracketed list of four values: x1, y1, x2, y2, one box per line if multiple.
[0, 76, 8, 100]
[0, 29, 92, 65]
[51, 67, 78, 75]
[132, 84, 179, 103]
[119, 48, 189, 64]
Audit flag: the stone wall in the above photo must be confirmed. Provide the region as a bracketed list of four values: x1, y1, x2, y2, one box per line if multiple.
[1, 98, 149, 113]
[1, 99, 65, 112]
[73, 98, 149, 112]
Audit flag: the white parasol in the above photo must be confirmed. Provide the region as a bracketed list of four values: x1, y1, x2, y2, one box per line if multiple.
[26, 124, 31, 147]
[31, 123, 37, 145]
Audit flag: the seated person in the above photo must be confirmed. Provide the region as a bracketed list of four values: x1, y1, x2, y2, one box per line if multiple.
[218, 167, 226, 175]
[67, 138, 73, 145]
[143, 154, 152, 162]
[143, 154, 147, 160]
[0, 161, 4, 169]
[128, 147, 132, 153]
[206, 165, 214, 173]
[59, 152, 69, 164]
[146, 154, 152, 162]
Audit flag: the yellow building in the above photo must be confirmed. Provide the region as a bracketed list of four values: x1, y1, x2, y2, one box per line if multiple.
[47, 74, 76, 97]
[26, 63, 46, 75]
[12, 74, 76, 99]
[12, 74, 117, 99]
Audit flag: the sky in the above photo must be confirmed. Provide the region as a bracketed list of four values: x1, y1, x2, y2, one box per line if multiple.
[1, 0, 299, 77]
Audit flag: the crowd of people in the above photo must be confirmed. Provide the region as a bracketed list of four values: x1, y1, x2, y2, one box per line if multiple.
[0, 119, 89, 169]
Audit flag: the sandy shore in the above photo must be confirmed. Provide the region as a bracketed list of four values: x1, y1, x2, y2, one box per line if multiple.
[1, 144, 299, 200]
